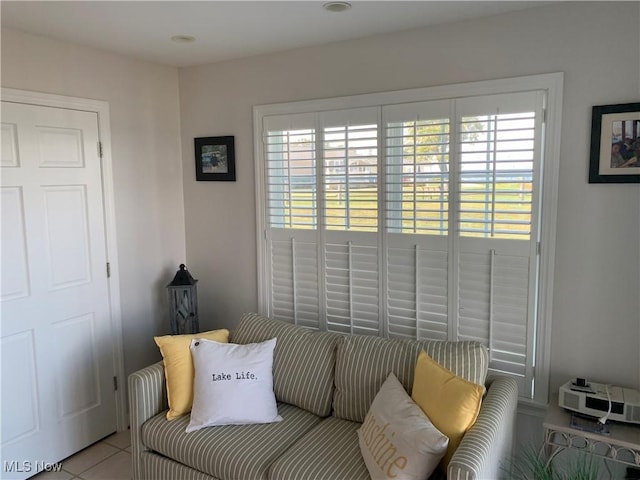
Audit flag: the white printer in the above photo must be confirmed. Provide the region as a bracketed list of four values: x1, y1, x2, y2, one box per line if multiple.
[559, 379, 640, 425]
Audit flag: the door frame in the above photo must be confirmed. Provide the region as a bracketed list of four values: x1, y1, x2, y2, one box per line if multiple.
[2, 87, 127, 431]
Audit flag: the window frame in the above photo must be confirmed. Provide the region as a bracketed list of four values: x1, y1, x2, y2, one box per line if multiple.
[253, 73, 563, 405]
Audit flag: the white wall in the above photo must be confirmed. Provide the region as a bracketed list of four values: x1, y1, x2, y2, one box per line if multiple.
[178, 0, 640, 436]
[1, 29, 186, 377]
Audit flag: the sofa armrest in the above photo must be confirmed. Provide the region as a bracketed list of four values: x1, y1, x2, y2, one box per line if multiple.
[447, 376, 518, 480]
[128, 361, 167, 480]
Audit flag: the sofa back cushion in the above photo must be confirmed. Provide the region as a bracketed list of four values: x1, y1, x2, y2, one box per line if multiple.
[333, 335, 488, 422]
[231, 313, 342, 417]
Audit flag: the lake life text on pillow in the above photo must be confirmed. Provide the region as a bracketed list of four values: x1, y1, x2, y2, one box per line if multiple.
[211, 371, 258, 381]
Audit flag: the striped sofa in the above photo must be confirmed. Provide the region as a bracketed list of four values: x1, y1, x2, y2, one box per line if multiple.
[129, 313, 518, 480]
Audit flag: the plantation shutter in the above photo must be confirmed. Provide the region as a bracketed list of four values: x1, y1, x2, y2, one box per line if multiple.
[320, 108, 380, 335]
[257, 79, 557, 401]
[383, 101, 451, 341]
[263, 113, 321, 329]
[455, 92, 543, 397]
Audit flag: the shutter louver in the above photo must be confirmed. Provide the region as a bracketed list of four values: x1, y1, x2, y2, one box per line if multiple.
[265, 114, 316, 230]
[322, 109, 381, 335]
[455, 92, 540, 398]
[384, 102, 450, 236]
[270, 232, 320, 329]
[384, 102, 450, 343]
[325, 237, 379, 335]
[265, 114, 320, 329]
[458, 247, 532, 396]
[387, 237, 448, 341]
[458, 96, 536, 240]
[322, 109, 378, 233]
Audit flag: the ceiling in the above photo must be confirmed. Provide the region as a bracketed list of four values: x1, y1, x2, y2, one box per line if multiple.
[1, 1, 550, 68]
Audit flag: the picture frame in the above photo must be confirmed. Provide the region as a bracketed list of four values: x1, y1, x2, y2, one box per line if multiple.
[194, 136, 236, 181]
[589, 102, 640, 183]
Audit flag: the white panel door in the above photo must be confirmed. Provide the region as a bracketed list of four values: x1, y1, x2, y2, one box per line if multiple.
[1, 102, 116, 479]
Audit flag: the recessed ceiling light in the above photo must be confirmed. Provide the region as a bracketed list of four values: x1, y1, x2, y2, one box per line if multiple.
[323, 1, 352, 13]
[170, 35, 196, 44]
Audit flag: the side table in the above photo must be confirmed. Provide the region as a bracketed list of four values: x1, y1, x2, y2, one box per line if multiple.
[543, 396, 640, 477]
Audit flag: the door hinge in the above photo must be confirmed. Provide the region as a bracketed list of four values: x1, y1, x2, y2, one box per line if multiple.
[106, 262, 111, 278]
[113, 376, 118, 391]
[98, 142, 103, 158]
[536, 242, 541, 255]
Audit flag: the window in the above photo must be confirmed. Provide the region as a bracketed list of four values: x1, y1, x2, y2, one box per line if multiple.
[255, 74, 563, 404]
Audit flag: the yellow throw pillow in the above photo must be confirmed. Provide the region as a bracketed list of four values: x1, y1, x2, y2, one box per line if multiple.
[411, 350, 485, 470]
[154, 329, 229, 420]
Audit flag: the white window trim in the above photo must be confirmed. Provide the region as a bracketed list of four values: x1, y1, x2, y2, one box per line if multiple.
[253, 73, 563, 405]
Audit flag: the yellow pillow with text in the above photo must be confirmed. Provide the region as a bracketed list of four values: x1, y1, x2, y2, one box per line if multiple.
[411, 350, 485, 470]
[154, 329, 229, 420]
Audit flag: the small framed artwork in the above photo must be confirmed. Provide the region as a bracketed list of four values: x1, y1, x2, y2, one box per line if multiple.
[589, 102, 640, 183]
[194, 136, 236, 181]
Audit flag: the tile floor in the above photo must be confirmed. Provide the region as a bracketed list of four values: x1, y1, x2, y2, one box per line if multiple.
[32, 430, 132, 480]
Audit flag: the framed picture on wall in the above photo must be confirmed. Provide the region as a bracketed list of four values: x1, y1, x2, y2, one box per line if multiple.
[589, 102, 640, 183]
[194, 136, 236, 181]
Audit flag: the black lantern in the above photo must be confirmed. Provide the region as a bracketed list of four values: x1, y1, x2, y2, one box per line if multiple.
[167, 264, 200, 335]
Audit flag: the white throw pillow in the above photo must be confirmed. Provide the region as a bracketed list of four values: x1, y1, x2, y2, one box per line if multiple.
[186, 337, 282, 432]
[357, 373, 449, 480]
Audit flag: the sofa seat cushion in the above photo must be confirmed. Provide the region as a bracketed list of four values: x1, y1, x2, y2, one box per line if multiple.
[141, 452, 216, 480]
[269, 416, 370, 480]
[231, 313, 342, 417]
[333, 335, 488, 422]
[141, 403, 322, 480]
